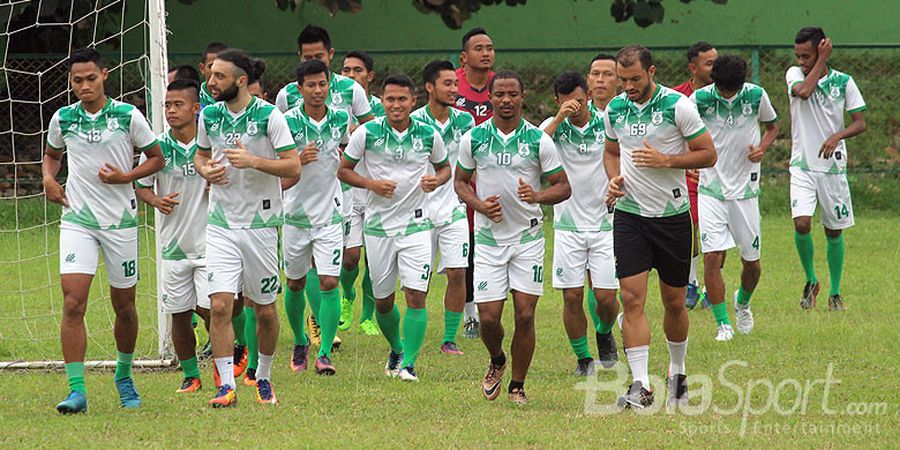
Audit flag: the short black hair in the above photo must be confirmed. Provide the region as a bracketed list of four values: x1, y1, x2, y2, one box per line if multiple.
[215, 49, 266, 84]
[423, 60, 455, 85]
[616, 45, 653, 70]
[296, 59, 330, 85]
[251, 76, 266, 93]
[169, 64, 201, 83]
[686, 41, 715, 63]
[201, 42, 228, 62]
[462, 27, 489, 51]
[489, 70, 524, 94]
[382, 74, 417, 94]
[298, 25, 332, 50]
[344, 50, 374, 72]
[710, 55, 747, 93]
[553, 71, 589, 97]
[167, 78, 200, 102]
[795, 27, 826, 46]
[69, 47, 104, 69]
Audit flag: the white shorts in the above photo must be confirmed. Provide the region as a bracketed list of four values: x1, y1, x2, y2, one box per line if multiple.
[698, 195, 761, 261]
[474, 239, 545, 303]
[344, 209, 365, 249]
[283, 223, 343, 280]
[552, 230, 618, 290]
[341, 187, 354, 218]
[432, 219, 470, 273]
[206, 226, 280, 305]
[162, 258, 209, 313]
[59, 222, 138, 289]
[790, 167, 854, 230]
[364, 231, 432, 299]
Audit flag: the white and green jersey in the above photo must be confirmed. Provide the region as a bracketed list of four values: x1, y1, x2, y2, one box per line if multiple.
[457, 119, 564, 246]
[197, 96, 295, 229]
[283, 106, 350, 228]
[785, 67, 866, 174]
[346, 95, 386, 199]
[136, 131, 207, 260]
[275, 72, 372, 121]
[368, 95, 385, 118]
[691, 83, 777, 200]
[604, 85, 706, 218]
[344, 117, 447, 237]
[411, 105, 476, 226]
[46, 98, 158, 230]
[199, 81, 216, 109]
[539, 109, 612, 233]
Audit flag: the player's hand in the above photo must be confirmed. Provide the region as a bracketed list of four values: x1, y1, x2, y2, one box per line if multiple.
[606, 176, 625, 207]
[818, 38, 833, 62]
[98, 163, 131, 184]
[633, 140, 669, 168]
[420, 175, 439, 193]
[686, 168, 700, 182]
[819, 134, 840, 159]
[154, 192, 181, 215]
[555, 99, 581, 122]
[748, 144, 766, 163]
[517, 177, 538, 204]
[43, 177, 68, 207]
[201, 158, 228, 185]
[478, 194, 503, 223]
[369, 179, 397, 198]
[224, 139, 257, 169]
[299, 142, 319, 165]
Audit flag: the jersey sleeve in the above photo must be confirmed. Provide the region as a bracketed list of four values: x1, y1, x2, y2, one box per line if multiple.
[429, 130, 448, 165]
[538, 117, 554, 131]
[674, 97, 707, 141]
[267, 109, 296, 153]
[460, 111, 476, 133]
[785, 66, 805, 96]
[134, 152, 156, 188]
[129, 108, 159, 152]
[46, 110, 65, 150]
[538, 132, 563, 176]
[275, 87, 290, 113]
[845, 76, 867, 113]
[603, 110, 618, 142]
[196, 109, 212, 151]
[758, 88, 778, 123]
[350, 82, 373, 119]
[688, 91, 698, 105]
[456, 131, 475, 173]
[343, 125, 367, 163]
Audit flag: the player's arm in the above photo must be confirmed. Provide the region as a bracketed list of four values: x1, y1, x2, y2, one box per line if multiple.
[633, 132, 717, 170]
[749, 122, 779, 163]
[135, 185, 180, 215]
[420, 131, 450, 192]
[518, 170, 570, 205]
[455, 133, 502, 222]
[819, 110, 866, 158]
[540, 99, 580, 137]
[195, 148, 228, 185]
[42, 145, 67, 207]
[224, 142, 300, 178]
[337, 126, 395, 197]
[98, 142, 165, 184]
[351, 81, 374, 124]
[791, 38, 832, 99]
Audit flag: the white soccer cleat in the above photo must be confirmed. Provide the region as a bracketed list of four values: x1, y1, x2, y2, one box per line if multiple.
[734, 291, 754, 335]
[715, 324, 734, 341]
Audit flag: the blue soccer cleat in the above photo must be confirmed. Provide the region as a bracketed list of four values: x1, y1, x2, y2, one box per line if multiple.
[115, 377, 142, 409]
[56, 391, 88, 414]
[685, 283, 700, 309]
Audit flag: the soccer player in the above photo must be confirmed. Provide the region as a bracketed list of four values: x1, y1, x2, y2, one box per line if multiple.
[195, 49, 300, 407]
[44, 48, 165, 413]
[341, 50, 385, 117]
[168, 64, 201, 84]
[411, 60, 476, 355]
[673, 41, 718, 309]
[338, 74, 450, 382]
[248, 77, 268, 102]
[690, 55, 778, 340]
[281, 59, 349, 375]
[539, 71, 620, 375]
[603, 46, 716, 409]
[456, 71, 571, 405]
[787, 27, 866, 311]
[586, 53, 618, 115]
[198, 42, 228, 108]
[135, 79, 210, 392]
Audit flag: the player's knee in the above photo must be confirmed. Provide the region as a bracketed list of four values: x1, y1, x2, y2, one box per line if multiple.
[209, 296, 232, 319]
[62, 295, 87, 321]
[255, 304, 277, 325]
[562, 294, 583, 313]
[743, 259, 762, 277]
[374, 297, 394, 314]
[824, 227, 842, 239]
[620, 289, 643, 311]
[287, 278, 305, 292]
[445, 268, 466, 286]
[514, 308, 536, 329]
[703, 252, 725, 271]
[319, 276, 339, 292]
[794, 218, 812, 234]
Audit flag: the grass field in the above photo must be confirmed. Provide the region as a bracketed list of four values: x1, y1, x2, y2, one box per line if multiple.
[0, 206, 897, 447]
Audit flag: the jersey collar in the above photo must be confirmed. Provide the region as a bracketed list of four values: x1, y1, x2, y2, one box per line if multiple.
[76, 97, 112, 120]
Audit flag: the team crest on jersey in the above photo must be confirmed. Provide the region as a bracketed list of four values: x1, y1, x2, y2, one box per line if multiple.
[742, 102, 753, 117]
[412, 137, 423, 152]
[106, 117, 118, 131]
[332, 92, 343, 105]
[331, 125, 342, 140]
[517, 141, 530, 157]
[706, 106, 716, 116]
[453, 128, 462, 142]
[475, 142, 489, 154]
[246, 120, 258, 136]
[651, 110, 663, 126]
[294, 130, 305, 142]
[615, 115, 625, 124]
[374, 137, 385, 147]
[595, 131, 605, 143]
[829, 84, 840, 98]
[211, 122, 220, 132]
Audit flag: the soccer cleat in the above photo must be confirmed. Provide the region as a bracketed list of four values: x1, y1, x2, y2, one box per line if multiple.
[463, 318, 479, 339]
[332, 335, 342, 353]
[384, 350, 404, 377]
[255, 379, 277, 405]
[715, 324, 734, 341]
[308, 314, 322, 347]
[208, 385, 236, 408]
[56, 391, 88, 414]
[800, 281, 820, 310]
[482, 358, 506, 401]
[198, 340, 212, 361]
[176, 377, 202, 393]
[508, 387, 528, 405]
[290, 342, 309, 373]
[242, 367, 257, 387]
[315, 356, 336, 375]
[734, 291, 754, 335]
[666, 374, 689, 410]
[699, 289, 711, 309]
[596, 331, 619, 369]
[828, 294, 846, 311]
[398, 365, 419, 382]
[574, 357, 595, 376]
[338, 298, 353, 331]
[115, 377, 142, 409]
[685, 283, 700, 309]
[617, 381, 654, 409]
[440, 341, 464, 355]
[359, 319, 380, 336]
[233, 345, 248, 378]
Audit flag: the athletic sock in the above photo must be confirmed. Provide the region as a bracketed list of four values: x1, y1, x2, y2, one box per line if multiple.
[256, 353, 274, 381]
[284, 285, 308, 346]
[736, 286, 753, 306]
[180, 356, 200, 379]
[491, 352, 506, 368]
[191, 313, 198, 328]
[794, 231, 818, 283]
[244, 306, 259, 370]
[401, 307, 427, 367]
[586, 289, 601, 332]
[464, 301, 478, 322]
[376, 304, 404, 354]
[232, 307, 247, 347]
[114, 351, 133, 381]
[568, 335, 592, 360]
[215, 356, 235, 388]
[317, 287, 341, 358]
[826, 234, 845, 296]
[305, 268, 322, 318]
[689, 255, 700, 286]
[359, 266, 375, 322]
[667, 339, 688, 376]
[65, 362, 86, 394]
[340, 265, 360, 302]
[711, 301, 731, 326]
[625, 345, 650, 388]
[443, 310, 463, 344]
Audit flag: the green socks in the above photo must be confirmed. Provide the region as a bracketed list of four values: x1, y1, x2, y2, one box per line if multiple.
[359, 266, 376, 322]
[826, 234, 844, 296]
[736, 286, 753, 306]
[180, 356, 200, 379]
[305, 268, 322, 318]
[114, 351, 133, 381]
[443, 310, 463, 344]
[65, 362, 86, 394]
[711, 301, 731, 326]
[317, 288, 341, 358]
[232, 307, 247, 347]
[376, 304, 404, 354]
[401, 307, 427, 367]
[568, 336, 592, 360]
[587, 289, 615, 334]
[340, 265, 360, 302]
[244, 306, 259, 370]
[284, 286, 308, 346]
[794, 231, 817, 283]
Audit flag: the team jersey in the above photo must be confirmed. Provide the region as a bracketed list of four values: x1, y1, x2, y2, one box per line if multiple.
[411, 105, 476, 226]
[275, 72, 372, 121]
[46, 98, 158, 230]
[691, 83, 777, 200]
[539, 108, 612, 233]
[368, 95, 385, 118]
[604, 85, 707, 218]
[344, 117, 447, 237]
[199, 81, 216, 109]
[454, 67, 494, 125]
[283, 106, 349, 228]
[457, 118, 563, 246]
[136, 131, 207, 260]
[785, 66, 866, 174]
[197, 96, 295, 229]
